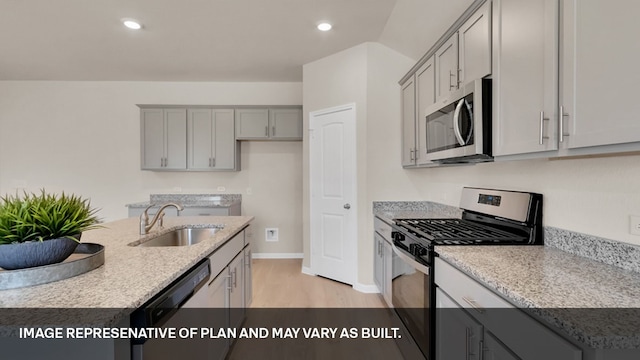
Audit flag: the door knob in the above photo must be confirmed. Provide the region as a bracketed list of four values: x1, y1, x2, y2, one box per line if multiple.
[344, 203, 351, 209]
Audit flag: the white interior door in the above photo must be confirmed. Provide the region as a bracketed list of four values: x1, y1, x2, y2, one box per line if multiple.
[309, 104, 357, 286]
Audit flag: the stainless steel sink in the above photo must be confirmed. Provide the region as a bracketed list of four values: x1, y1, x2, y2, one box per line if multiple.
[135, 226, 224, 247]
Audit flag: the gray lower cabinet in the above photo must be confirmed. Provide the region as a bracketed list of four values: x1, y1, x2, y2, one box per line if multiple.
[228, 251, 245, 332]
[235, 107, 302, 140]
[373, 217, 393, 307]
[141, 108, 187, 170]
[204, 229, 250, 360]
[206, 269, 230, 360]
[435, 257, 582, 360]
[436, 288, 483, 360]
[188, 109, 239, 171]
[243, 245, 253, 306]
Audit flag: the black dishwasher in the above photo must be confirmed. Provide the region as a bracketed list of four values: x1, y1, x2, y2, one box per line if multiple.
[130, 258, 211, 360]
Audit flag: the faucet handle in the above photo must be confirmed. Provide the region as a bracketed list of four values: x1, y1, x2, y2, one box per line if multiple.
[157, 211, 166, 229]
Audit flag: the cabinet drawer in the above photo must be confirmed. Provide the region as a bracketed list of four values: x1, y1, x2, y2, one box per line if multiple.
[208, 230, 245, 278]
[374, 216, 393, 243]
[435, 257, 514, 311]
[435, 257, 582, 360]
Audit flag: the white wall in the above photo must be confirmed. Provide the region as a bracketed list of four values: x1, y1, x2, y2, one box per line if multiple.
[0, 81, 303, 254]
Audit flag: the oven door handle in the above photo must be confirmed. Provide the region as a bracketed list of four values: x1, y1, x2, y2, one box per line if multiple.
[392, 243, 430, 275]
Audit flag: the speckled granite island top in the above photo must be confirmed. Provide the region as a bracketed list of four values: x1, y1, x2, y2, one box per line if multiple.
[0, 216, 253, 324]
[435, 246, 640, 349]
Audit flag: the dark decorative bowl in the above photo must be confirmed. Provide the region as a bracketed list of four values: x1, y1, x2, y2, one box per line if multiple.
[0, 235, 81, 270]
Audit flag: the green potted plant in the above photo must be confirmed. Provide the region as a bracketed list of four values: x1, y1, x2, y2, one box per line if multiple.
[0, 190, 101, 270]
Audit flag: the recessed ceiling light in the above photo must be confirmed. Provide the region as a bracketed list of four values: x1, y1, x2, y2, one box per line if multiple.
[317, 23, 332, 31]
[123, 19, 142, 30]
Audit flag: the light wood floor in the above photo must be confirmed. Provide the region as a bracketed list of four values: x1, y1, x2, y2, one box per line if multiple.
[229, 259, 405, 359]
[250, 259, 387, 308]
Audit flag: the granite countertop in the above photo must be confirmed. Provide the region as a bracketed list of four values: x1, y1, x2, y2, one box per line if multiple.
[436, 246, 640, 349]
[0, 215, 253, 326]
[127, 194, 241, 209]
[373, 201, 462, 223]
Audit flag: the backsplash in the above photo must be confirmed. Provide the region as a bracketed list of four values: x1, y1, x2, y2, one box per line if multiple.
[545, 227, 640, 273]
[150, 193, 242, 204]
[374, 201, 640, 274]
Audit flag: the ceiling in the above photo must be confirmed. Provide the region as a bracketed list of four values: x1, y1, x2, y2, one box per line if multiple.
[0, 0, 474, 82]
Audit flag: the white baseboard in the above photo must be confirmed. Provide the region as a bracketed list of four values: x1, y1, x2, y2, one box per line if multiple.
[301, 266, 316, 276]
[353, 283, 380, 294]
[252, 253, 304, 259]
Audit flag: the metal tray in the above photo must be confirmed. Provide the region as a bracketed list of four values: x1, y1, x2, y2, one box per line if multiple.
[0, 243, 105, 290]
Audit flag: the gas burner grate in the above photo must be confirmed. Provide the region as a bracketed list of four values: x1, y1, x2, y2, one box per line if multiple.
[395, 218, 527, 244]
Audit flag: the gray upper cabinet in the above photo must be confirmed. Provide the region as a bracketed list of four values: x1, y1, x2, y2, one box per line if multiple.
[188, 108, 239, 171]
[141, 108, 187, 170]
[492, 0, 559, 157]
[235, 109, 269, 139]
[415, 56, 436, 166]
[235, 107, 302, 140]
[458, 0, 491, 85]
[559, 0, 640, 151]
[493, 0, 640, 159]
[270, 108, 303, 139]
[435, 33, 460, 101]
[401, 76, 417, 167]
[400, 0, 491, 168]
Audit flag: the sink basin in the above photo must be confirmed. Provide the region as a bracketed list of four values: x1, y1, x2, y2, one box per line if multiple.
[136, 226, 224, 247]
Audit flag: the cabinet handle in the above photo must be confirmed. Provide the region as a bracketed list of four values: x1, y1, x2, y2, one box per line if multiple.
[414, 147, 419, 160]
[272, 126, 276, 136]
[457, 68, 463, 86]
[211, 157, 215, 167]
[409, 149, 414, 161]
[265, 126, 268, 136]
[232, 268, 237, 288]
[208, 158, 211, 167]
[462, 296, 485, 314]
[539, 111, 549, 145]
[245, 252, 251, 270]
[449, 70, 457, 90]
[227, 274, 232, 291]
[465, 327, 470, 360]
[559, 106, 569, 143]
[479, 340, 485, 360]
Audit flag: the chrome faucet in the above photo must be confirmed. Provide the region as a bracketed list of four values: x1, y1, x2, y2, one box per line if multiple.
[139, 203, 184, 235]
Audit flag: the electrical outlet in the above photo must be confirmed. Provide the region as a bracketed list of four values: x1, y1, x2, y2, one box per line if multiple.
[265, 228, 279, 242]
[630, 215, 640, 236]
[217, 186, 226, 192]
[173, 187, 182, 192]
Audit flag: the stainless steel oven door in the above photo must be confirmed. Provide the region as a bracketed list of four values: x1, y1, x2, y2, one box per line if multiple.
[391, 244, 431, 359]
[424, 79, 486, 162]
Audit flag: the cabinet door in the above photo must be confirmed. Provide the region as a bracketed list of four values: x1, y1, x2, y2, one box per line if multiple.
[212, 109, 237, 169]
[492, 0, 559, 156]
[382, 240, 393, 307]
[401, 76, 417, 167]
[435, 33, 459, 101]
[188, 108, 214, 170]
[235, 109, 269, 139]
[270, 108, 302, 140]
[207, 272, 230, 360]
[244, 245, 253, 307]
[415, 57, 436, 166]
[164, 108, 187, 169]
[483, 331, 521, 360]
[229, 252, 245, 330]
[459, 1, 491, 84]
[436, 288, 483, 360]
[560, 0, 640, 149]
[373, 233, 385, 294]
[141, 109, 165, 169]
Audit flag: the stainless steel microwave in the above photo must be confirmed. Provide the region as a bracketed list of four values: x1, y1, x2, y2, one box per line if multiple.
[423, 78, 492, 163]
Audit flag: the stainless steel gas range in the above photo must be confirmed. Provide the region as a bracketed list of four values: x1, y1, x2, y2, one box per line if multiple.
[390, 187, 543, 360]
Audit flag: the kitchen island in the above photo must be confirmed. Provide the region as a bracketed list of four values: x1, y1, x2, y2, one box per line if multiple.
[0, 215, 253, 360]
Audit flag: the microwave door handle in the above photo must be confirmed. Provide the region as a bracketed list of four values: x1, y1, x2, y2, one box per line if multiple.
[453, 99, 466, 146]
